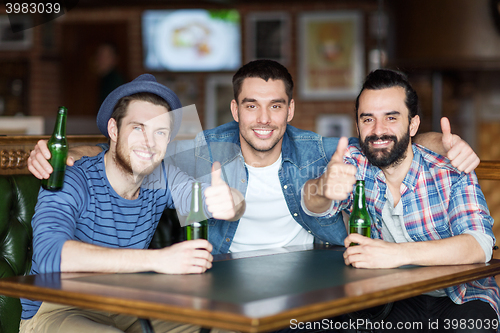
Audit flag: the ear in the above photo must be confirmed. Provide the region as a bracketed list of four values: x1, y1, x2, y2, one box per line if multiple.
[230, 99, 239, 122]
[108, 118, 119, 143]
[287, 99, 295, 122]
[409, 115, 420, 137]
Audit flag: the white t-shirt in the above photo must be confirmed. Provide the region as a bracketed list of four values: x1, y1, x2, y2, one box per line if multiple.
[229, 155, 314, 253]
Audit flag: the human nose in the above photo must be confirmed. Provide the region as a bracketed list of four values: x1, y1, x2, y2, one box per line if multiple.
[256, 109, 271, 125]
[372, 120, 387, 136]
[141, 130, 156, 149]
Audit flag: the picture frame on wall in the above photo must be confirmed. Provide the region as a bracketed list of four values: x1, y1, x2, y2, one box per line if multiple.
[298, 11, 364, 100]
[246, 11, 290, 65]
[0, 15, 32, 50]
[316, 114, 353, 138]
[205, 75, 234, 130]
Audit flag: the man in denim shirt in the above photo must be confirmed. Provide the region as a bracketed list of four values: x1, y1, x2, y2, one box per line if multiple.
[29, 60, 480, 255]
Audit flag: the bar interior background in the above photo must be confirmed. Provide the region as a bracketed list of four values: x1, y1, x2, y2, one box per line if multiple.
[1, 0, 499, 262]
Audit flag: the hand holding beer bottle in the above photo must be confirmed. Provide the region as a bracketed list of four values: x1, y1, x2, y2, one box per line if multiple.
[41, 106, 68, 191]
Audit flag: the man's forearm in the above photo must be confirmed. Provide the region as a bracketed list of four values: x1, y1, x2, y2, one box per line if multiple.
[401, 234, 486, 266]
[302, 178, 335, 214]
[61, 240, 156, 273]
[61, 238, 213, 275]
[413, 132, 446, 155]
[344, 233, 487, 269]
[69, 145, 103, 161]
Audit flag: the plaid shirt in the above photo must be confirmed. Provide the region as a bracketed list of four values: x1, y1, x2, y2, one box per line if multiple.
[331, 143, 499, 319]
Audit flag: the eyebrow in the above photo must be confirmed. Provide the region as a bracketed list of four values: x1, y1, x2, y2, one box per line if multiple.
[241, 98, 257, 104]
[129, 121, 170, 131]
[359, 111, 401, 118]
[128, 121, 144, 127]
[240, 97, 287, 104]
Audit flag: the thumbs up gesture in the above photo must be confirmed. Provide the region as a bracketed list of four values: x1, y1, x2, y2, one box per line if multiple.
[440, 117, 479, 173]
[320, 137, 357, 201]
[204, 162, 245, 221]
[302, 137, 356, 214]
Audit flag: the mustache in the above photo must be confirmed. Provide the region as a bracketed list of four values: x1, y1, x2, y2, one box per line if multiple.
[364, 134, 397, 145]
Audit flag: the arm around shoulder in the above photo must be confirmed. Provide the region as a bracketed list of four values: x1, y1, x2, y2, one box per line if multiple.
[413, 118, 479, 173]
[28, 140, 105, 179]
[69, 144, 104, 160]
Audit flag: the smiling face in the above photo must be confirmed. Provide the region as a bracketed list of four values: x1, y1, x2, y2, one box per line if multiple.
[230, 77, 294, 166]
[357, 86, 420, 169]
[109, 100, 171, 177]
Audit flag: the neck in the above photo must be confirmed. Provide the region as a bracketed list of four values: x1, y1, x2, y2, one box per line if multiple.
[240, 137, 283, 168]
[104, 150, 144, 200]
[381, 144, 414, 187]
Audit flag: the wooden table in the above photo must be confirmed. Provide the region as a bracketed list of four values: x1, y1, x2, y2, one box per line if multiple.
[1, 244, 499, 332]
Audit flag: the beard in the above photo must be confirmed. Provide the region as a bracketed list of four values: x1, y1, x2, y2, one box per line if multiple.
[359, 127, 411, 168]
[114, 134, 158, 178]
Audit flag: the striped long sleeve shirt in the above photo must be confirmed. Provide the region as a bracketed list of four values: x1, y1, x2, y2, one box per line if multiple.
[21, 151, 198, 319]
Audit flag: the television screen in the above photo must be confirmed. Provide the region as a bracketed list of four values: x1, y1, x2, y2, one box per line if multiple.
[142, 9, 241, 72]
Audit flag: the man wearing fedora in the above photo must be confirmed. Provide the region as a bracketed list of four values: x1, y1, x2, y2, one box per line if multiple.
[20, 74, 245, 333]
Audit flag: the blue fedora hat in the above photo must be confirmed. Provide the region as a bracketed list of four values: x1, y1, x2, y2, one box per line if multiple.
[96, 74, 182, 139]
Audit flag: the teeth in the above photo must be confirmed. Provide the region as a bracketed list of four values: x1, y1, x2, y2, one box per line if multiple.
[254, 129, 272, 135]
[135, 151, 153, 158]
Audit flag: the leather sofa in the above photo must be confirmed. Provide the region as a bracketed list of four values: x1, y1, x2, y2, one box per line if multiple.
[0, 174, 182, 333]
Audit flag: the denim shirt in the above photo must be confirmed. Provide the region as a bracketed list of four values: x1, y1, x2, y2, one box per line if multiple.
[165, 121, 355, 254]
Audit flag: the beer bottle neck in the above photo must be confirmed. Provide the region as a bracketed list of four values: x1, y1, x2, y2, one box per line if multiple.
[191, 182, 202, 212]
[353, 181, 366, 211]
[53, 107, 67, 138]
[188, 181, 207, 222]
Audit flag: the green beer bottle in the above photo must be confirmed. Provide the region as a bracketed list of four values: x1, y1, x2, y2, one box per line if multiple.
[349, 180, 371, 245]
[185, 181, 208, 240]
[41, 106, 68, 191]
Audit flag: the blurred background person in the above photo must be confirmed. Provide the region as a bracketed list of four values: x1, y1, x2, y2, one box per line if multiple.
[95, 42, 126, 106]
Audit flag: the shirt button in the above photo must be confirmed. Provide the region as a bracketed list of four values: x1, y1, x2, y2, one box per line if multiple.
[241, 179, 246, 183]
[293, 213, 298, 217]
[225, 238, 230, 242]
[283, 185, 288, 189]
[325, 242, 329, 245]
[307, 230, 312, 234]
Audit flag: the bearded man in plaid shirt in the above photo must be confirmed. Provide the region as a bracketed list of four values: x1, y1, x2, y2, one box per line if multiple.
[302, 69, 499, 333]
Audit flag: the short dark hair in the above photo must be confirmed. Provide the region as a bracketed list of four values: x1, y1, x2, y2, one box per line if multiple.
[111, 92, 172, 133]
[355, 69, 419, 121]
[232, 59, 294, 103]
